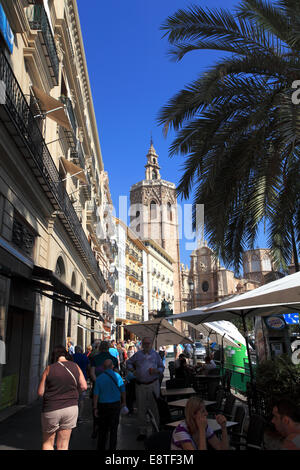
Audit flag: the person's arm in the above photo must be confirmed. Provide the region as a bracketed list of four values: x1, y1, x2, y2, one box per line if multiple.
[76, 364, 88, 392]
[120, 390, 126, 408]
[195, 412, 208, 450]
[209, 415, 229, 450]
[37, 366, 49, 398]
[90, 366, 97, 382]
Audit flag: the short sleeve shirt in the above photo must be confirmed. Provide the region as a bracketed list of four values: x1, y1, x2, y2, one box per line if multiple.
[171, 420, 214, 450]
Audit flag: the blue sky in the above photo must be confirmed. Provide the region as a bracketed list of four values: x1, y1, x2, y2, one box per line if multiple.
[77, 0, 268, 268]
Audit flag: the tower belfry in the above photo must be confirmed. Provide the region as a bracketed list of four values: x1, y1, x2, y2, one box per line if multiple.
[145, 139, 161, 181]
[130, 141, 183, 314]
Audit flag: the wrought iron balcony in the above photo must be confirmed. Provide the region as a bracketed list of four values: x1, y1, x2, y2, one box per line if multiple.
[60, 95, 77, 136]
[26, 4, 59, 86]
[71, 142, 85, 169]
[0, 49, 106, 292]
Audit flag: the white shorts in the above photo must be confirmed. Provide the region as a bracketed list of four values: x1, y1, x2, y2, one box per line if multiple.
[41, 405, 78, 434]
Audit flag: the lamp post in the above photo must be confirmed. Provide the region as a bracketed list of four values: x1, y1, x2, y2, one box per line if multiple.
[188, 279, 196, 365]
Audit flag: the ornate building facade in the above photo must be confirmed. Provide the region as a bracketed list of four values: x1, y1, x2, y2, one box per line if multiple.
[181, 241, 277, 311]
[0, 0, 115, 411]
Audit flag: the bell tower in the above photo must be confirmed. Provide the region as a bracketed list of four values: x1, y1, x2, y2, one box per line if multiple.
[130, 140, 183, 314]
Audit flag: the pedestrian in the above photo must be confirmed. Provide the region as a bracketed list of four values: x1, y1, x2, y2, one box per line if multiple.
[93, 359, 127, 450]
[89, 341, 119, 438]
[127, 345, 135, 360]
[171, 396, 229, 450]
[271, 399, 300, 450]
[73, 346, 90, 422]
[124, 370, 136, 415]
[37, 344, 87, 450]
[117, 342, 126, 376]
[126, 336, 164, 441]
[85, 345, 93, 358]
[66, 338, 75, 355]
[109, 340, 120, 369]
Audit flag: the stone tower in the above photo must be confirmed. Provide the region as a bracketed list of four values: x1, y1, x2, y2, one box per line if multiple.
[129, 141, 182, 314]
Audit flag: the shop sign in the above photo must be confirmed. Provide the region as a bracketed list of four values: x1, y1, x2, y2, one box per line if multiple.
[265, 315, 286, 330]
[0, 3, 14, 54]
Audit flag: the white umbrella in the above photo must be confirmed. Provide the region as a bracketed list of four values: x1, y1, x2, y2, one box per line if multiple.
[186, 320, 245, 348]
[122, 318, 193, 350]
[171, 271, 300, 384]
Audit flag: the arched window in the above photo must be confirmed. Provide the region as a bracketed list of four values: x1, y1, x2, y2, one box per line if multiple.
[202, 281, 209, 292]
[150, 201, 157, 220]
[55, 256, 66, 281]
[71, 272, 76, 291]
[167, 202, 172, 221]
[152, 170, 157, 180]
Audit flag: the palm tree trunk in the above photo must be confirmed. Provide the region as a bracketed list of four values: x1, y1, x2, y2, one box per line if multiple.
[291, 224, 299, 272]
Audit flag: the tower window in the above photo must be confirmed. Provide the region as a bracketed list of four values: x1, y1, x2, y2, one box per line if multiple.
[202, 281, 209, 292]
[167, 202, 172, 221]
[150, 201, 157, 220]
[152, 170, 157, 180]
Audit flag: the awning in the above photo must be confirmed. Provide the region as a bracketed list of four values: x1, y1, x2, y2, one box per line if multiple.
[60, 157, 87, 184]
[31, 86, 72, 132]
[31, 265, 104, 321]
[0, 264, 103, 321]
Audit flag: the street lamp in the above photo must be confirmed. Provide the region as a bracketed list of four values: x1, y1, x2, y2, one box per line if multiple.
[188, 279, 196, 365]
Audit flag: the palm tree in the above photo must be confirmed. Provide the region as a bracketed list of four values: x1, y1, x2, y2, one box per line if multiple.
[158, 0, 300, 273]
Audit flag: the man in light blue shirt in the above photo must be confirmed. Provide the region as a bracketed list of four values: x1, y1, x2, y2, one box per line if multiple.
[93, 359, 126, 450]
[109, 340, 120, 369]
[126, 336, 164, 440]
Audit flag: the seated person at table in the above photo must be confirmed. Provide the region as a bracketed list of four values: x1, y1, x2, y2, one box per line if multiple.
[202, 355, 217, 373]
[171, 397, 229, 450]
[175, 354, 194, 383]
[271, 399, 300, 450]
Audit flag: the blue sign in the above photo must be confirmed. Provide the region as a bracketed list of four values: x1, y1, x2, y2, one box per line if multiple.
[0, 3, 14, 54]
[283, 313, 300, 325]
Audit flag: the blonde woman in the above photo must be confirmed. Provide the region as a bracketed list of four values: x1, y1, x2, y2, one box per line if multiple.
[171, 397, 229, 450]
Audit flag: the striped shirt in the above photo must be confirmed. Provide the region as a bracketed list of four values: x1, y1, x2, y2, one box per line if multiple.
[171, 420, 214, 450]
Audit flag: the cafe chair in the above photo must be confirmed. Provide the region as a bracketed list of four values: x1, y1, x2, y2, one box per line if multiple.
[230, 414, 266, 451]
[207, 388, 225, 417]
[153, 393, 183, 426]
[222, 369, 232, 396]
[166, 378, 187, 389]
[144, 430, 173, 451]
[146, 408, 160, 433]
[222, 393, 236, 420]
[228, 406, 246, 443]
[168, 361, 175, 380]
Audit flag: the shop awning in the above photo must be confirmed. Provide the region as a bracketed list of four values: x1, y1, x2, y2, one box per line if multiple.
[31, 266, 104, 321]
[0, 264, 103, 321]
[31, 86, 72, 132]
[60, 157, 88, 184]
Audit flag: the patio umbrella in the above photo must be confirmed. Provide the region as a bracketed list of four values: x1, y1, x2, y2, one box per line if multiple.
[171, 271, 300, 386]
[122, 318, 193, 350]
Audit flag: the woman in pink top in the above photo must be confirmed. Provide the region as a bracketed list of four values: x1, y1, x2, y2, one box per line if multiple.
[37, 345, 87, 450]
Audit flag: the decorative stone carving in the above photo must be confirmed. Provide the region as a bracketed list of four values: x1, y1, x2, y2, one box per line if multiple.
[12, 217, 35, 259]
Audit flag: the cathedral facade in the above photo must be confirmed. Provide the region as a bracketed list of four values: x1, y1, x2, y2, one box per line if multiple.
[181, 242, 278, 311]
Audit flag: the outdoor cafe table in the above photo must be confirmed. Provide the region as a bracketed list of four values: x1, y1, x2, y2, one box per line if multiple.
[168, 398, 216, 408]
[161, 387, 197, 399]
[166, 419, 238, 433]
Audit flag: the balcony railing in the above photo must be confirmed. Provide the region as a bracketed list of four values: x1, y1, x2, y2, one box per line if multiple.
[60, 95, 77, 136]
[0, 49, 106, 292]
[26, 4, 59, 85]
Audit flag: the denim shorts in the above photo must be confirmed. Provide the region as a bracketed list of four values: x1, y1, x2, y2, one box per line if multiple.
[41, 405, 78, 434]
